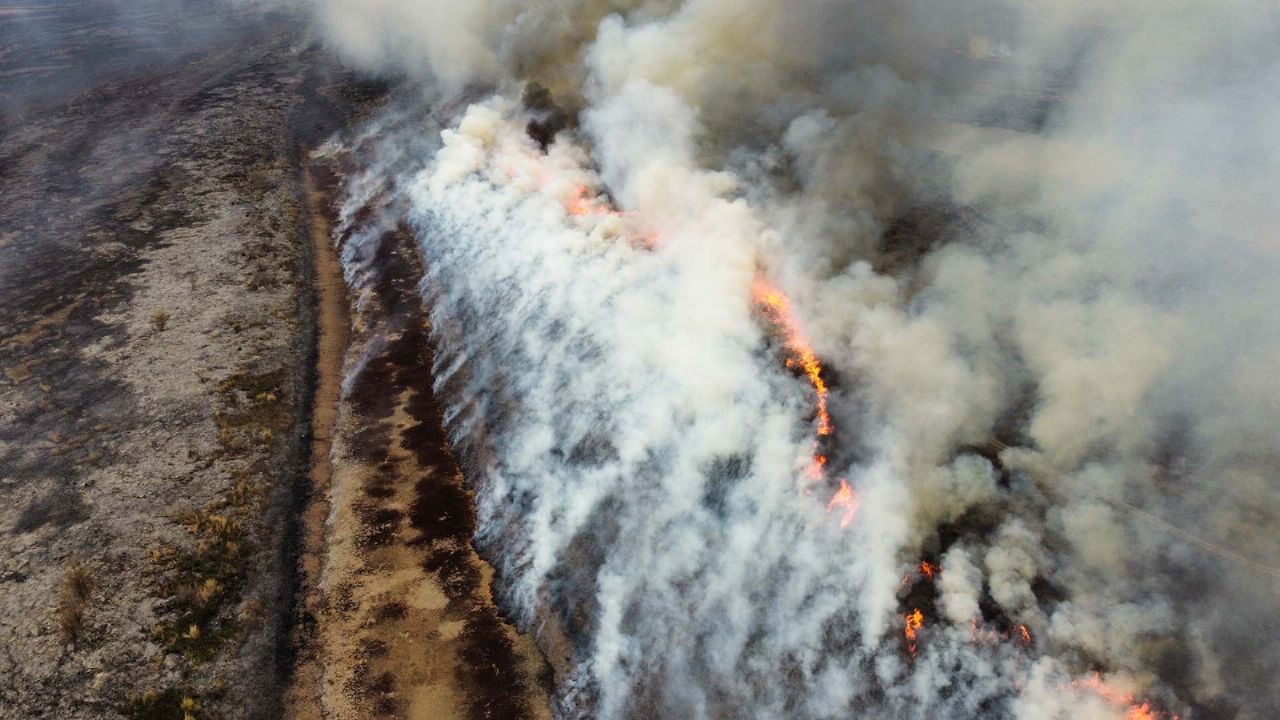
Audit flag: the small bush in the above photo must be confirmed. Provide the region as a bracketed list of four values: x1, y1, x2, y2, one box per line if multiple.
[153, 505, 253, 660]
[151, 310, 171, 332]
[58, 559, 93, 643]
[59, 599, 85, 643]
[125, 688, 202, 720]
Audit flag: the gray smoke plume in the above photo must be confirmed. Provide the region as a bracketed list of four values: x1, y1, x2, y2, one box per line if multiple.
[316, 1, 1280, 718]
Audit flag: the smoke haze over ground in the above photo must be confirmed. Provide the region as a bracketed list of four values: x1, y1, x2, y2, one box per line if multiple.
[0, 0, 293, 125]
[313, 2, 1280, 718]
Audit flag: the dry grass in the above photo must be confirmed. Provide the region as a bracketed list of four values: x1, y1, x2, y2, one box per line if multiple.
[58, 559, 93, 643]
[125, 688, 203, 720]
[151, 502, 255, 660]
[150, 309, 171, 331]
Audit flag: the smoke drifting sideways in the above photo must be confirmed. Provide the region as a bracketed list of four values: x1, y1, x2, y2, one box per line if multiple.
[314, 1, 1280, 718]
[0, 0, 293, 124]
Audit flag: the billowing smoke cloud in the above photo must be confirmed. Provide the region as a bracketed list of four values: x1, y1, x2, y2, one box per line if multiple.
[317, 1, 1280, 718]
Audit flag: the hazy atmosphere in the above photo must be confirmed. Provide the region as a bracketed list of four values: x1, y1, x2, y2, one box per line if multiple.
[2, 1, 1276, 719]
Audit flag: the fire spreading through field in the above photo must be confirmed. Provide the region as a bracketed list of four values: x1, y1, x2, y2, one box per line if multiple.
[509, 155, 1177, 720]
[561, 162, 866, 546]
[342, 96, 1210, 719]
[319, 1, 1280, 718]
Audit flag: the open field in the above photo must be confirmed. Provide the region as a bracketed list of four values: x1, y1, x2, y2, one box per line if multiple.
[0, 3, 550, 717]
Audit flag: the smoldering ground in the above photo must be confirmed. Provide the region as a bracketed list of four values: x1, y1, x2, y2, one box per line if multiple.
[310, 1, 1280, 718]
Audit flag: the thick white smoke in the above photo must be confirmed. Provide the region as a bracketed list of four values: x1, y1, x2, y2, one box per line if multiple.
[318, 1, 1280, 718]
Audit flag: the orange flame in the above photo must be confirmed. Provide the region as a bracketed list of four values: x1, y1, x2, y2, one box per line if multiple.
[565, 183, 619, 217]
[899, 561, 939, 592]
[547, 174, 851, 534]
[806, 453, 828, 481]
[969, 618, 995, 644]
[1127, 705, 1158, 720]
[968, 618, 1012, 646]
[752, 274, 850, 526]
[751, 276, 832, 437]
[904, 608, 925, 656]
[555, 183, 653, 247]
[1076, 674, 1136, 705]
[969, 618, 1030, 647]
[1064, 673, 1177, 720]
[826, 479, 860, 528]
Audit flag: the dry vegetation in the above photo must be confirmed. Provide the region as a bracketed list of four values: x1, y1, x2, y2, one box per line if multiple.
[150, 495, 256, 661]
[125, 687, 204, 720]
[0, 31, 333, 717]
[58, 559, 94, 644]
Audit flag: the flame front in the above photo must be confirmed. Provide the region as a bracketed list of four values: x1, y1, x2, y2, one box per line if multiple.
[1063, 673, 1178, 720]
[826, 478, 860, 528]
[751, 276, 832, 436]
[556, 174, 851, 530]
[409, 93, 1260, 719]
[565, 183, 622, 218]
[904, 608, 925, 656]
[1126, 706, 1158, 720]
[806, 452, 828, 481]
[751, 275, 856, 526]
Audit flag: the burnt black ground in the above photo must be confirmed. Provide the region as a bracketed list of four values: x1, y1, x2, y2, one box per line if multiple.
[0, 3, 379, 717]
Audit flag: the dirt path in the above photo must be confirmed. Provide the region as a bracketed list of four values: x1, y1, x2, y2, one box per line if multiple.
[283, 158, 351, 720]
[284, 152, 553, 720]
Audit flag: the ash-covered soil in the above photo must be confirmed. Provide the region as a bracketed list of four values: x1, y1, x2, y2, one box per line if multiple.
[0, 4, 554, 719]
[0, 3, 379, 717]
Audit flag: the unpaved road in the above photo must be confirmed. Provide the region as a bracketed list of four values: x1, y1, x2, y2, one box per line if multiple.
[284, 155, 552, 720]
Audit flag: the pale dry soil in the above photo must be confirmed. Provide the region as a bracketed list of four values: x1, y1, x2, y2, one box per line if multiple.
[0, 3, 361, 717]
[0, 3, 555, 719]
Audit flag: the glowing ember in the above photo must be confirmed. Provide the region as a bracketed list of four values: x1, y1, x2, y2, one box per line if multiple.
[805, 453, 828, 481]
[751, 276, 832, 436]
[919, 561, 936, 580]
[1076, 674, 1136, 705]
[968, 618, 998, 645]
[904, 608, 924, 656]
[1018, 624, 1032, 645]
[826, 479, 860, 528]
